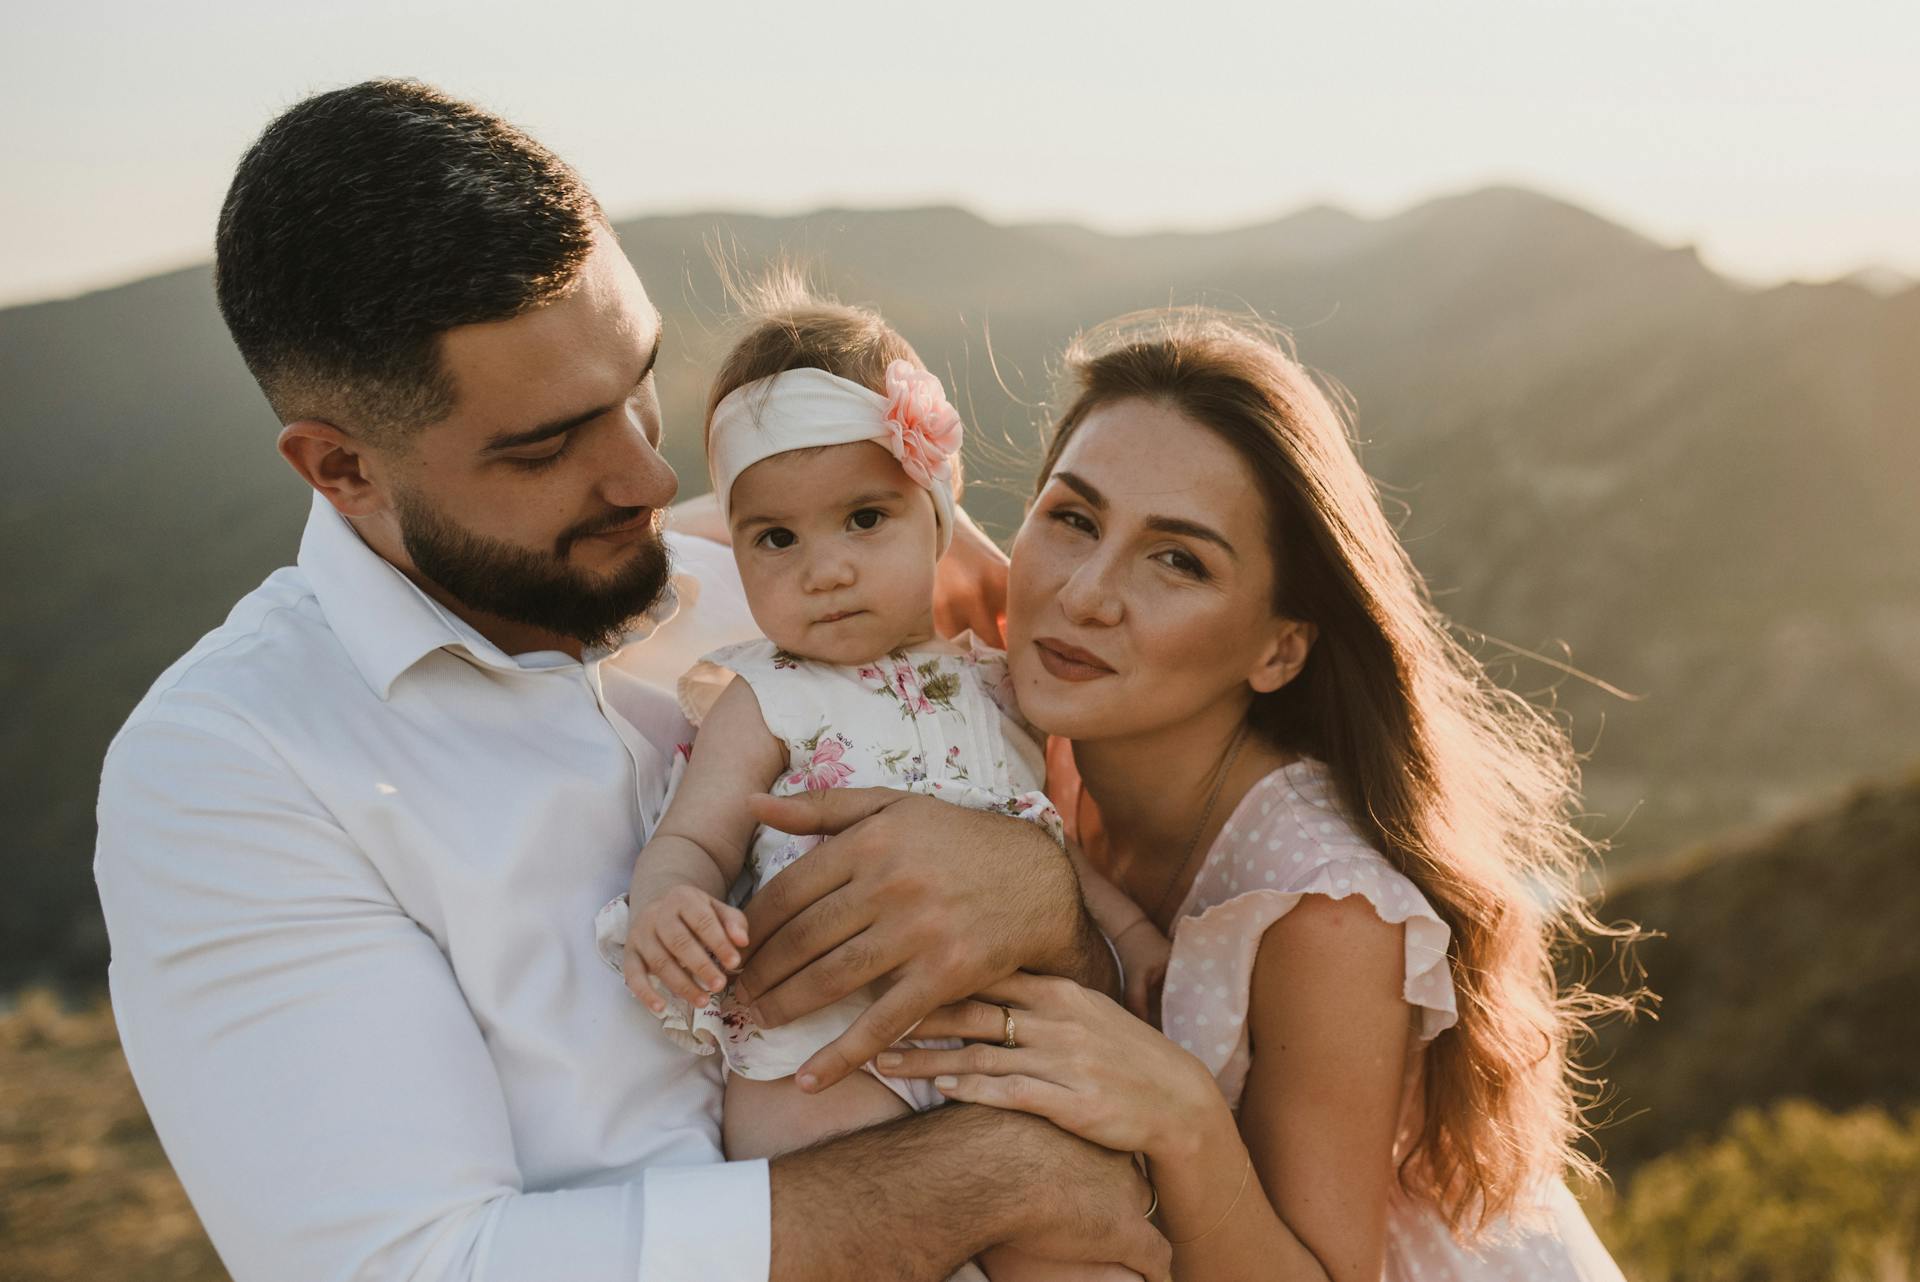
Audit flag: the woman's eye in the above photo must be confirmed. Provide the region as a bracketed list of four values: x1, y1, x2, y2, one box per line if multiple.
[849, 508, 885, 531]
[1048, 508, 1096, 536]
[756, 528, 797, 550]
[1155, 548, 1209, 580]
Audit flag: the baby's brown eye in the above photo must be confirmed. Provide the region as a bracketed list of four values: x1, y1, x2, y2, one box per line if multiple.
[850, 509, 884, 531]
[758, 528, 797, 550]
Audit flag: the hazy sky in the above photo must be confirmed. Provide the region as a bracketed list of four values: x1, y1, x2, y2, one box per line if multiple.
[2, 0, 1913, 308]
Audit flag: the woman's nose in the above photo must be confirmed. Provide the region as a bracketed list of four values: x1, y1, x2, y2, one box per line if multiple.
[1058, 557, 1123, 627]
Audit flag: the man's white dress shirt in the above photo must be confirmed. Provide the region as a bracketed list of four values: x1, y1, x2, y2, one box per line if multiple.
[95, 493, 767, 1282]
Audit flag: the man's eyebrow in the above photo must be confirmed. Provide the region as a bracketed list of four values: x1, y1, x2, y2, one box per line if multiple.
[483, 322, 663, 452]
[1053, 470, 1237, 558]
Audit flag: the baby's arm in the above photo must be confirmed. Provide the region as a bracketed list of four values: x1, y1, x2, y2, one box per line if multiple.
[623, 677, 787, 1012]
[1070, 848, 1171, 1024]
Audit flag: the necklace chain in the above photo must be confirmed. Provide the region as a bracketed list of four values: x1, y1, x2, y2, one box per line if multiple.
[1147, 722, 1250, 926]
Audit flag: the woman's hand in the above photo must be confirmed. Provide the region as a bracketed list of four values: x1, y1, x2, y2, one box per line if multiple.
[876, 971, 1227, 1161]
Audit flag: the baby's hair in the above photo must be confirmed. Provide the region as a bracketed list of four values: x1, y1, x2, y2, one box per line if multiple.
[705, 266, 962, 495]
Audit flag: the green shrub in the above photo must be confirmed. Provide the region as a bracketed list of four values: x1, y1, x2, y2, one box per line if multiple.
[1590, 1099, 1920, 1282]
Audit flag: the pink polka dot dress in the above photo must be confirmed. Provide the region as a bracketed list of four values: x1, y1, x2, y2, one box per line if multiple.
[1164, 759, 1624, 1281]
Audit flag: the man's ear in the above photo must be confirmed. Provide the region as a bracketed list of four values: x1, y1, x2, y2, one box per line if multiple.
[1249, 617, 1317, 694]
[277, 420, 387, 518]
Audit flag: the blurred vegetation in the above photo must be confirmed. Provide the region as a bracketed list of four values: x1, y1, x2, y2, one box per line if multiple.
[1588, 1101, 1920, 1282]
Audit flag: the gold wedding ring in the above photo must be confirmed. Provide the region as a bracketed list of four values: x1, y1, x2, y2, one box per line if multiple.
[999, 1003, 1017, 1049]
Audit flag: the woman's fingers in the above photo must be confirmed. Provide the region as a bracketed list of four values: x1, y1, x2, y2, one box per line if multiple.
[931, 1072, 1079, 1125]
[874, 1042, 1021, 1080]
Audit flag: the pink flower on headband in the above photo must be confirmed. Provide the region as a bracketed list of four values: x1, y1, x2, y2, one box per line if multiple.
[882, 360, 963, 489]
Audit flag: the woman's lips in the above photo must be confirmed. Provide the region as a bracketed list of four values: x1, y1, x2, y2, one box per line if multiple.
[1034, 637, 1116, 682]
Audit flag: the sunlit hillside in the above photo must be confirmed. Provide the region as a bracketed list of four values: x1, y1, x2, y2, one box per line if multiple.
[4, 188, 1918, 987]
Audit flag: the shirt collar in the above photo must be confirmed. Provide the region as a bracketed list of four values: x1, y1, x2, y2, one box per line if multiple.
[296, 492, 686, 700]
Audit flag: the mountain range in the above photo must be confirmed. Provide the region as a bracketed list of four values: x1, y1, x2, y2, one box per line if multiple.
[3, 185, 1917, 983]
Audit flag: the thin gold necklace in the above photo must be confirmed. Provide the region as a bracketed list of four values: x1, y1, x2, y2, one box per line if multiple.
[1147, 721, 1251, 927]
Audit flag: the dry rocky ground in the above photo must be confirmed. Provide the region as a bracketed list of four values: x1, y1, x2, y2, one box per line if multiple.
[0, 991, 224, 1282]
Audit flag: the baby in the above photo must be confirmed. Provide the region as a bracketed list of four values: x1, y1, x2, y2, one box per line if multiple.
[601, 298, 1161, 1280]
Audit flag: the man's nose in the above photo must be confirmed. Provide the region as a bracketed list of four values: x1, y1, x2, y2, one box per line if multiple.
[598, 409, 678, 512]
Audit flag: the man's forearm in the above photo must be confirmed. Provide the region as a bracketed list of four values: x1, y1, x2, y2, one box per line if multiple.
[1047, 898, 1122, 998]
[768, 1105, 1033, 1282]
[1028, 843, 1121, 998]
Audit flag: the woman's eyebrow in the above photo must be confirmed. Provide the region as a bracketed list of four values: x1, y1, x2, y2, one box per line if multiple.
[1146, 515, 1238, 559]
[1054, 470, 1237, 558]
[1053, 471, 1106, 509]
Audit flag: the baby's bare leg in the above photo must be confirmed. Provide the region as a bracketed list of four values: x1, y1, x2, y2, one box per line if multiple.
[722, 1070, 911, 1160]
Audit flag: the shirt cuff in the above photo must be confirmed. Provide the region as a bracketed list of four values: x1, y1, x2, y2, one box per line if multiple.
[639, 1158, 770, 1282]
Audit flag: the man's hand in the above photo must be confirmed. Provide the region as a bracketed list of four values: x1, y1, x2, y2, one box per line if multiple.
[934, 505, 1010, 646]
[993, 1112, 1170, 1280]
[769, 1104, 1171, 1282]
[735, 786, 1107, 1091]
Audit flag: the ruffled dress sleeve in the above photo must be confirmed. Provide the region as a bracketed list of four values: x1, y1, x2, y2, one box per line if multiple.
[675, 639, 820, 737]
[1161, 760, 1458, 1109]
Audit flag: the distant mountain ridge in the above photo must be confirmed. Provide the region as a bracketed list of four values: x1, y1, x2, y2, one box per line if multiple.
[4, 185, 1918, 984]
[1587, 765, 1920, 1177]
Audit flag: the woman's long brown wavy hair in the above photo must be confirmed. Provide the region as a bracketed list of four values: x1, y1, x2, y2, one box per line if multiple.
[1038, 307, 1634, 1239]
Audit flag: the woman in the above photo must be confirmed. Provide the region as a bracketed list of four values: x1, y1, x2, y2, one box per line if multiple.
[879, 309, 1630, 1280]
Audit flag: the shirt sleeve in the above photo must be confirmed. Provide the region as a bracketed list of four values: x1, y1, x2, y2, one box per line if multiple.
[94, 710, 770, 1282]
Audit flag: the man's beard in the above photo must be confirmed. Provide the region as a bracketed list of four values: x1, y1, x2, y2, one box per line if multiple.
[394, 487, 673, 653]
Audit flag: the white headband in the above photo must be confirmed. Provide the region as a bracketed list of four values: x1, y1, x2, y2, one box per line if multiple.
[707, 360, 963, 554]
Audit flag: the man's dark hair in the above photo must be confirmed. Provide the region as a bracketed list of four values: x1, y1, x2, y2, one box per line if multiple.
[215, 79, 604, 440]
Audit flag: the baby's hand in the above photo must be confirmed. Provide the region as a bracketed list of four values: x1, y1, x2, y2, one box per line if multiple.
[622, 885, 750, 1014]
[1113, 918, 1172, 1026]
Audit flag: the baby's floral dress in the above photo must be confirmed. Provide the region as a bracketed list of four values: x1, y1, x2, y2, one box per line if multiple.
[596, 634, 1058, 1111]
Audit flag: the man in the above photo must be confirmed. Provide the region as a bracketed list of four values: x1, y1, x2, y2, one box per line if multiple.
[93, 80, 1166, 1282]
